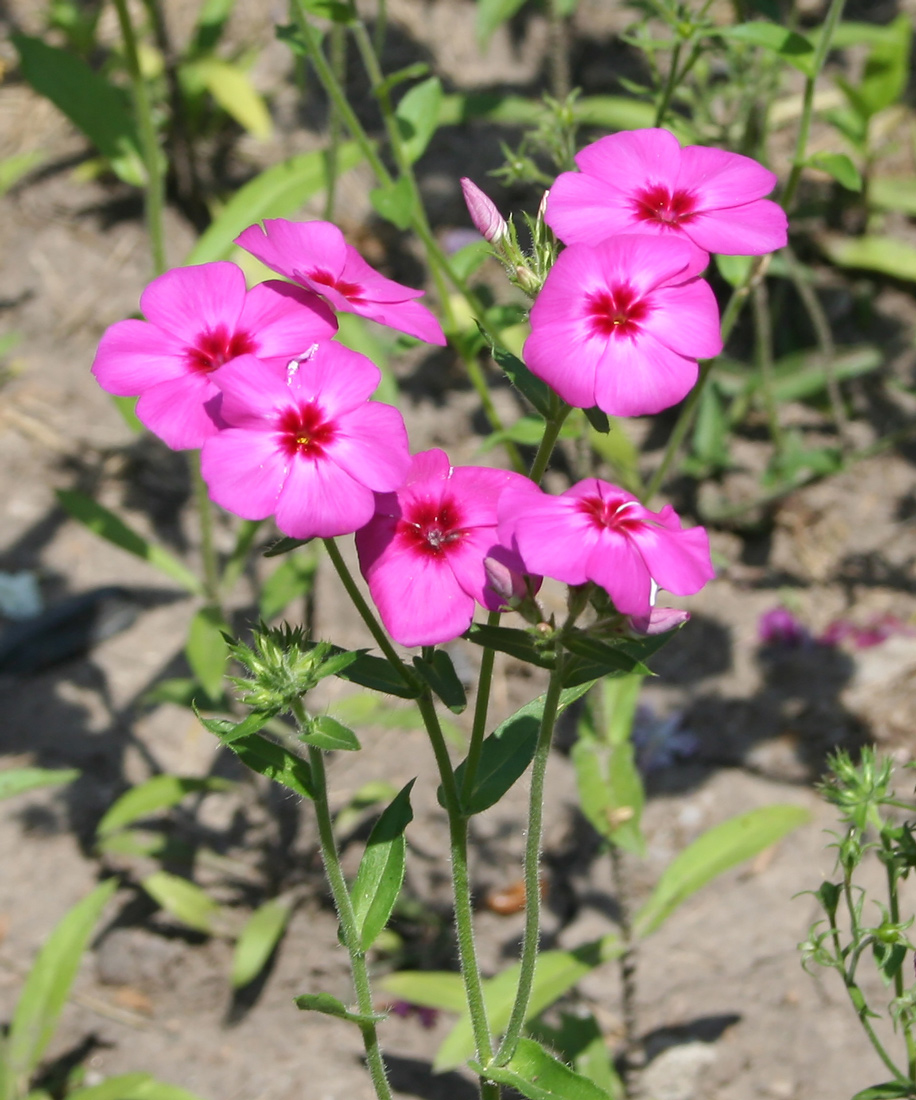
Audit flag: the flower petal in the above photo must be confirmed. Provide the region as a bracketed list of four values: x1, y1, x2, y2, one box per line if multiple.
[350, 297, 447, 346]
[575, 128, 683, 187]
[498, 489, 596, 586]
[91, 319, 186, 396]
[585, 530, 654, 617]
[639, 277, 722, 360]
[240, 281, 337, 357]
[289, 342, 380, 415]
[201, 429, 288, 518]
[685, 199, 788, 256]
[140, 262, 246, 344]
[135, 374, 222, 450]
[677, 145, 778, 208]
[235, 219, 347, 283]
[274, 455, 376, 539]
[592, 331, 698, 418]
[626, 523, 714, 597]
[209, 354, 291, 427]
[330, 402, 411, 492]
[546, 171, 640, 245]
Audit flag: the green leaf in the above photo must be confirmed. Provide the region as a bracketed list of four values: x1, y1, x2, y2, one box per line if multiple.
[377, 970, 468, 1014]
[294, 991, 385, 1024]
[0, 150, 44, 196]
[690, 381, 730, 471]
[562, 634, 647, 679]
[231, 897, 293, 988]
[808, 152, 862, 192]
[12, 35, 146, 185]
[715, 22, 815, 76]
[185, 143, 363, 264]
[473, 1037, 612, 1100]
[531, 1011, 623, 1097]
[369, 175, 415, 230]
[351, 780, 415, 950]
[486, 341, 553, 418]
[96, 775, 234, 838]
[465, 622, 555, 668]
[869, 176, 916, 217]
[183, 57, 272, 138]
[449, 240, 491, 281]
[259, 551, 317, 621]
[476, 0, 528, 47]
[301, 714, 361, 752]
[854, 15, 911, 118]
[634, 804, 810, 937]
[820, 234, 916, 282]
[216, 732, 315, 799]
[715, 253, 754, 289]
[66, 1074, 155, 1100]
[851, 1085, 914, 1100]
[573, 731, 645, 856]
[297, 0, 355, 21]
[395, 77, 442, 163]
[412, 651, 467, 713]
[454, 681, 595, 815]
[769, 345, 882, 404]
[480, 414, 547, 451]
[7, 880, 117, 1079]
[196, 710, 271, 744]
[190, 0, 238, 54]
[111, 394, 144, 434]
[185, 607, 229, 701]
[56, 489, 203, 595]
[141, 871, 223, 935]
[0, 767, 79, 802]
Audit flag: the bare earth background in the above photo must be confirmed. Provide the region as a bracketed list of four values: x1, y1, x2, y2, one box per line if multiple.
[2, 1, 916, 1098]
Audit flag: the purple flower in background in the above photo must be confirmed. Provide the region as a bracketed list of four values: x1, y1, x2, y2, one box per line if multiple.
[819, 613, 915, 650]
[758, 606, 812, 649]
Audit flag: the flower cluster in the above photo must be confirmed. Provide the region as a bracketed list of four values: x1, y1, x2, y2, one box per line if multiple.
[92, 127, 786, 650]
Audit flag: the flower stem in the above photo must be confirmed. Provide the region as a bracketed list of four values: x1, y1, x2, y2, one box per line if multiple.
[190, 454, 221, 610]
[529, 397, 572, 485]
[882, 835, 916, 1079]
[493, 658, 566, 1065]
[461, 612, 500, 803]
[300, 732, 393, 1100]
[112, 0, 166, 276]
[654, 40, 682, 128]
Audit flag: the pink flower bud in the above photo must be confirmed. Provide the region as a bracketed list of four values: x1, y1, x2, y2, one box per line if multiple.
[484, 552, 528, 607]
[460, 178, 507, 243]
[626, 606, 690, 636]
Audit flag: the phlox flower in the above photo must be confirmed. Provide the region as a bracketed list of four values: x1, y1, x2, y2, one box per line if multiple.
[92, 261, 337, 450]
[546, 128, 787, 263]
[200, 343, 410, 540]
[498, 478, 714, 619]
[523, 235, 722, 417]
[235, 219, 446, 346]
[355, 449, 532, 647]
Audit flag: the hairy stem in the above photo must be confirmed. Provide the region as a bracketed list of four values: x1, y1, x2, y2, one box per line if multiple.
[190, 455, 221, 610]
[461, 612, 500, 803]
[529, 398, 572, 484]
[610, 845, 641, 1098]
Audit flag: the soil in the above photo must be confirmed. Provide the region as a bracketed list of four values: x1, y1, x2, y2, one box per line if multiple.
[2, 2, 916, 1099]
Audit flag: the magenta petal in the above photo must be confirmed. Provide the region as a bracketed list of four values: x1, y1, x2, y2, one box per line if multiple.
[92, 319, 186, 396]
[331, 402, 410, 492]
[677, 145, 778, 208]
[686, 199, 788, 256]
[235, 219, 347, 283]
[640, 278, 722, 360]
[591, 235, 694, 296]
[405, 449, 452, 488]
[499, 491, 595, 585]
[289, 343, 380, 415]
[240, 281, 337, 356]
[209, 354, 291, 426]
[585, 533, 654, 617]
[140, 263, 246, 343]
[627, 523, 714, 597]
[575, 128, 682, 186]
[447, 467, 532, 528]
[593, 332, 697, 418]
[445, 528, 500, 605]
[201, 430, 287, 519]
[364, 549, 475, 648]
[341, 247, 424, 302]
[274, 456, 376, 539]
[135, 374, 221, 450]
[546, 171, 639, 245]
[354, 298, 447, 346]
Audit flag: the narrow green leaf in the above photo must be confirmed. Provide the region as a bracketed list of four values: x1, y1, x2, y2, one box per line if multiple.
[476, 0, 528, 47]
[217, 732, 314, 799]
[260, 550, 317, 621]
[12, 35, 146, 185]
[96, 775, 234, 838]
[820, 234, 916, 282]
[0, 151, 44, 196]
[851, 1084, 914, 1100]
[369, 176, 415, 230]
[111, 394, 144, 434]
[486, 341, 553, 417]
[854, 14, 911, 118]
[231, 897, 293, 988]
[464, 622, 555, 668]
[190, 0, 237, 54]
[378, 970, 467, 1014]
[480, 415, 548, 451]
[185, 142, 363, 264]
[185, 607, 229, 701]
[412, 651, 467, 713]
[869, 176, 916, 217]
[0, 767, 79, 802]
[395, 77, 442, 163]
[809, 152, 862, 192]
[572, 736, 645, 856]
[141, 871, 223, 935]
[562, 634, 645, 677]
[7, 879, 117, 1078]
[473, 1037, 612, 1100]
[716, 22, 815, 76]
[531, 1011, 622, 1097]
[263, 536, 311, 558]
[634, 804, 810, 937]
[196, 710, 271, 744]
[56, 489, 203, 595]
[184, 57, 272, 138]
[583, 406, 610, 434]
[298, 0, 355, 21]
[715, 253, 754, 289]
[66, 1074, 153, 1100]
[351, 781, 415, 950]
[294, 991, 385, 1024]
[301, 714, 361, 752]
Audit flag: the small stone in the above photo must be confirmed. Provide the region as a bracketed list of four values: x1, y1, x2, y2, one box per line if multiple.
[640, 1041, 717, 1100]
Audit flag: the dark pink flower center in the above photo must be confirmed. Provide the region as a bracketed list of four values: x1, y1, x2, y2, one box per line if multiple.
[276, 403, 336, 458]
[399, 498, 467, 557]
[577, 494, 642, 531]
[584, 284, 649, 339]
[308, 269, 364, 301]
[632, 184, 698, 227]
[187, 326, 256, 373]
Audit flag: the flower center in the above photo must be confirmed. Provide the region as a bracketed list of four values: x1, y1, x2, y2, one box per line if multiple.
[187, 326, 256, 373]
[400, 498, 466, 557]
[308, 269, 364, 300]
[577, 495, 641, 531]
[584, 284, 649, 339]
[276, 402, 336, 458]
[632, 184, 697, 227]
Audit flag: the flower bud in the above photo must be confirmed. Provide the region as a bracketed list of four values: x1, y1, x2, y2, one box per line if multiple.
[484, 553, 528, 608]
[625, 606, 690, 637]
[460, 177, 508, 243]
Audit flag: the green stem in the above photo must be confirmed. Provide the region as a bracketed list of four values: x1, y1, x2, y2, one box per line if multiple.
[752, 279, 783, 453]
[494, 659, 566, 1065]
[461, 612, 500, 803]
[417, 691, 498, 1098]
[323, 21, 348, 221]
[654, 40, 682, 128]
[781, 0, 847, 212]
[191, 454, 221, 609]
[529, 398, 572, 484]
[882, 836, 916, 1078]
[112, 0, 166, 276]
[301, 732, 393, 1100]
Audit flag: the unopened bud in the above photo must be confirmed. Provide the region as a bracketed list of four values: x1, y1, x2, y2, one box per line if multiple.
[514, 265, 541, 295]
[484, 552, 528, 609]
[625, 606, 690, 637]
[537, 189, 550, 222]
[460, 177, 508, 244]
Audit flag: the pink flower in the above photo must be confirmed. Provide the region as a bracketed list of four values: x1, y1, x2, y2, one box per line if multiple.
[546, 128, 787, 263]
[460, 178, 508, 243]
[498, 479, 714, 619]
[355, 450, 531, 647]
[92, 262, 337, 450]
[523, 235, 722, 416]
[235, 219, 446, 346]
[200, 343, 410, 540]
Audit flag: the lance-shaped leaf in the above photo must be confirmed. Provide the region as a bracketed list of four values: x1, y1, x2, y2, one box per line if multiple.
[231, 897, 293, 988]
[465, 623, 555, 668]
[6, 879, 117, 1081]
[96, 775, 235, 839]
[142, 871, 225, 935]
[395, 77, 442, 163]
[0, 767, 79, 802]
[350, 780, 415, 950]
[412, 650, 467, 713]
[185, 607, 230, 701]
[68, 1075, 209, 1100]
[471, 1037, 613, 1100]
[294, 991, 385, 1024]
[300, 715, 361, 752]
[183, 57, 272, 138]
